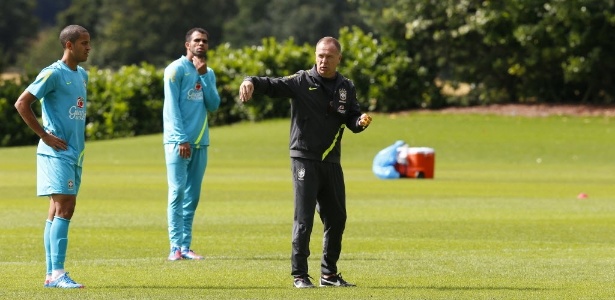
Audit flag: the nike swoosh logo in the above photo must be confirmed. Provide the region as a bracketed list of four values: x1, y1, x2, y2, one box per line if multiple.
[185, 73, 191, 76]
[321, 278, 341, 286]
[309, 87, 318, 91]
[66, 82, 72, 85]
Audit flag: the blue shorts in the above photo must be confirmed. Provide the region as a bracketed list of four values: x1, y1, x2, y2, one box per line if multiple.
[37, 154, 82, 196]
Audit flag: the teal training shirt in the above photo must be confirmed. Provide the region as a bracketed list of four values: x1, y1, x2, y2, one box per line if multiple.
[26, 60, 88, 166]
[163, 56, 221, 146]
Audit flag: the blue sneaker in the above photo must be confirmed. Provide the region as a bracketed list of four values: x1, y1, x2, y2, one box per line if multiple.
[46, 272, 84, 289]
[168, 246, 182, 261]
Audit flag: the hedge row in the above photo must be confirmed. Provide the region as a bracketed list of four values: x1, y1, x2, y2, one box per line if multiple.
[3, 28, 423, 147]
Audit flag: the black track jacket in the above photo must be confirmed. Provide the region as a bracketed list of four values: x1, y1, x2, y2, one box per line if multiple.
[245, 65, 366, 164]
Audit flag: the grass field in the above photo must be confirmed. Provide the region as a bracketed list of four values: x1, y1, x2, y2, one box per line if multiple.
[1, 112, 615, 299]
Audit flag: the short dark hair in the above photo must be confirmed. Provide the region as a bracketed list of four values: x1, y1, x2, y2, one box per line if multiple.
[316, 36, 341, 53]
[59, 25, 88, 49]
[185, 28, 209, 42]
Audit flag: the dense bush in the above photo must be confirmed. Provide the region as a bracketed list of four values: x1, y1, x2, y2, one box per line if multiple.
[211, 37, 313, 122]
[86, 63, 163, 140]
[381, 0, 615, 105]
[0, 38, 314, 146]
[339, 26, 444, 111]
[2, 15, 615, 147]
[0, 75, 39, 147]
[0, 65, 165, 147]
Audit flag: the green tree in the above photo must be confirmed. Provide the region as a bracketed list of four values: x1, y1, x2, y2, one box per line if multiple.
[339, 26, 431, 111]
[55, 0, 102, 38]
[15, 27, 66, 74]
[15, 0, 371, 70]
[28, 0, 237, 69]
[221, 0, 271, 47]
[223, 0, 368, 47]
[90, 0, 236, 68]
[511, 0, 615, 103]
[352, 0, 615, 104]
[0, 0, 39, 72]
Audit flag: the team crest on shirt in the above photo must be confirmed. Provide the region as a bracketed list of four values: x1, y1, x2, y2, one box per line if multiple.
[339, 88, 347, 103]
[67, 180, 74, 190]
[297, 168, 305, 181]
[167, 70, 177, 83]
[195, 81, 202, 91]
[76, 97, 84, 108]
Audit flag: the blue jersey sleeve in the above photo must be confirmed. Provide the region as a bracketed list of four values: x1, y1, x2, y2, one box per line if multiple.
[26, 69, 59, 100]
[163, 64, 189, 144]
[200, 68, 221, 113]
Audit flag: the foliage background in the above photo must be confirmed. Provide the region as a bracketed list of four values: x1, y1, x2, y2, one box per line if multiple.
[1, 0, 615, 146]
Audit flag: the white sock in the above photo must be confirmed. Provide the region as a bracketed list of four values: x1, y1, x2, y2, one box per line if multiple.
[51, 269, 65, 280]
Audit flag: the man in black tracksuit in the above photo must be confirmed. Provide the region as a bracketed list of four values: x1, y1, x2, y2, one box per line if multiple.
[239, 37, 372, 288]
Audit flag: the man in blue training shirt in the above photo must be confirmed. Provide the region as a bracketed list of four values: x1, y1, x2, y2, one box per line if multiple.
[14, 24, 91, 289]
[163, 27, 221, 261]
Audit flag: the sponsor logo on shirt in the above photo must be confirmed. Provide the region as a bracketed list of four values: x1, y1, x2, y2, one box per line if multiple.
[187, 81, 204, 101]
[337, 105, 346, 114]
[69, 96, 86, 120]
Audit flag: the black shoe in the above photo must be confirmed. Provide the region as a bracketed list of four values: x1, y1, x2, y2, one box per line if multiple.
[293, 275, 315, 288]
[320, 273, 356, 287]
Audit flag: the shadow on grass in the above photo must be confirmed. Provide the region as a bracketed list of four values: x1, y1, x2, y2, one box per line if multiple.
[92, 285, 295, 290]
[370, 285, 556, 291]
[201, 256, 398, 261]
[90, 285, 556, 291]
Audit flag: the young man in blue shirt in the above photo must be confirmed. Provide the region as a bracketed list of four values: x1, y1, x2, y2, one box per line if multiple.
[163, 27, 221, 260]
[14, 24, 91, 289]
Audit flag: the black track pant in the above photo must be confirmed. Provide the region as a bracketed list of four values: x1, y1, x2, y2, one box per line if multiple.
[290, 157, 347, 277]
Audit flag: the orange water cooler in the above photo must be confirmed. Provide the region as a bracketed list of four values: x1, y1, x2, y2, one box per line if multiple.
[394, 147, 435, 179]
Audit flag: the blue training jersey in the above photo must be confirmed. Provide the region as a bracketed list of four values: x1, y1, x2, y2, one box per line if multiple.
[26, 60, 88, 166]
[163, 56, 220, 146]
